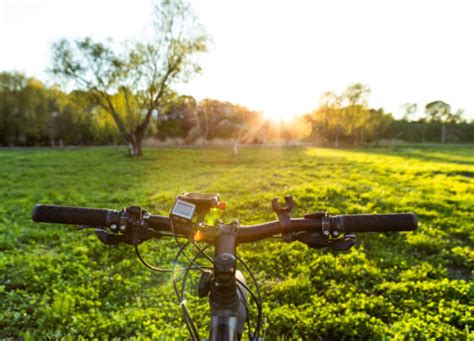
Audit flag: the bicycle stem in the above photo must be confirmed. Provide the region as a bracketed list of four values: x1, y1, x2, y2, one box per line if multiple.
[208, 220, 246, 341]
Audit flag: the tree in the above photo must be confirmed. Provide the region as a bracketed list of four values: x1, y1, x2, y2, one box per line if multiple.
[214, 103, 258, 155]
[341, 83, 371, 144]
[188, 99, 226, 143]
[314, 91, 345, 147]
[401, 103, 418, 121]
[342, 83, 371, 106]
[309, 84, 394, 146]
[0, 72, 52, 146]
[156, 94, 198, 142]
[366, 108, 393, 143]
[50, 0, 208, 156]
[0, 72, 27, 145]
[184, 99, 263, 154]
[424, 101, 463, 143]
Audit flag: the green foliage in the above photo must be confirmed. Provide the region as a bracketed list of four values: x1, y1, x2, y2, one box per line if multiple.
[0, 72, 122, 147]
[0, 72, 50, 145]
[309, 83, 395, 146]
[2, 71, 473, 148]
[387, 120, 474, 143]
[0, 146, 472, 339]
[309, 85, 474, 146]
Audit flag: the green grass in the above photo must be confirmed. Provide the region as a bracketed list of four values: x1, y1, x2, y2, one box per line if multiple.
[0, 145, 473, 339]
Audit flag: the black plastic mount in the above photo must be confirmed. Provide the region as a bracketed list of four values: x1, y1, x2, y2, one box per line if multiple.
[272, 196, 356, 252]
[93, 206, 156, 246]
[272, 195, 295, 241]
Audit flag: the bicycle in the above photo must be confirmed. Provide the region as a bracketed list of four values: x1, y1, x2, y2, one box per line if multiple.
[32, 192, 417, 340]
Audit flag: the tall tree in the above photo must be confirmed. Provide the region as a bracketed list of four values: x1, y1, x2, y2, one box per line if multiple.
[213, 103, 258, 155]
[424, 100, 463, 143]
[310, 84, 393, 146]
[0, 72, 52, 145]
[315, 91, 344, 147]
[156, 94, 198, 142]
[184, 99, 262, 153]
[188, 99, 227, 143]
[401, 103, 418, 121]
[50, 0, 208, 156]
[342, 83, 371, 144]
[0, 72, 27, 145]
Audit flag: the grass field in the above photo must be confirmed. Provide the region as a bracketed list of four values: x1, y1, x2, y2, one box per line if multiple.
[0, 145, 473, 339]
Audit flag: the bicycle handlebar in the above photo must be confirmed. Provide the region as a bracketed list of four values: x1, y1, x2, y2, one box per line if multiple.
[32, 204, 417, 243]
[31, 201, 417, 341]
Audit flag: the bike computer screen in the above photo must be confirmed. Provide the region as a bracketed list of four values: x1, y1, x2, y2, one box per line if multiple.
[171, 199, 196, 221]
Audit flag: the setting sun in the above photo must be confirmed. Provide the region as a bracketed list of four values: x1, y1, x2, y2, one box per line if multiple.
[263, 110, 295, 122]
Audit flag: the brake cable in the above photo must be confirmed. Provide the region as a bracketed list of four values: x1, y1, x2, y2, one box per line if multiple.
[237, 255, 263, 338]
[191, 239, 214, 263]
[134, 235, 212, 273]
[169, 218, 213, 274]
[138, 208, 263, 339]
[173, 241, 200, 341]
[237, 284, 253, 340]
[180, 243, 212, 298]
[177, 239, 263, 340]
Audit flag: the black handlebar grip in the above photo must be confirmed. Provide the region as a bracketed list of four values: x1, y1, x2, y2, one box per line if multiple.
[32, 204, 112, 227]
[332, 213, 417, 233]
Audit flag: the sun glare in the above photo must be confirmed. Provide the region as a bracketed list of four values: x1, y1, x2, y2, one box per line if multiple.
[263, 110, 297, 122]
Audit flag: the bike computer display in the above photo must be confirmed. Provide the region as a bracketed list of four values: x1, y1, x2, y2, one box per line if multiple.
[171, 199, 196, 220]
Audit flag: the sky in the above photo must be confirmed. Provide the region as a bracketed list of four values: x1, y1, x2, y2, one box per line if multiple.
[1, 0, 474, 120]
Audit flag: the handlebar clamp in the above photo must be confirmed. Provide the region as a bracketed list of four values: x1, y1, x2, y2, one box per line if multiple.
[272, 196, 295, 241]
[95, 206, 156, 246]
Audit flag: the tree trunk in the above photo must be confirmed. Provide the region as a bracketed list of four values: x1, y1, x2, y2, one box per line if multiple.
[233, 130, 242, 155]
[324, 118, 329, 144]
[360, 130, 365, 145]
[128, 133, 143, 156]
[441, 124, 446, 143]
[335, 135, 339, 148]
[233, 139, 239, 155]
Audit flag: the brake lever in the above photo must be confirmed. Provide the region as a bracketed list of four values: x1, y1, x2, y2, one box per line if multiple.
[79, 225, 128, 245]
[293, 231, 356, 252]
[331, 234, 356, 251]
[95, 228, 123, 245]
[94, 225, 159, 246]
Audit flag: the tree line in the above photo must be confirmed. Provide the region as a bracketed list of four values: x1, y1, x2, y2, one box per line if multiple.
[307, 84, 473, 147]
[0, 72, 264, 150]
[1, 71, 473, 151]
